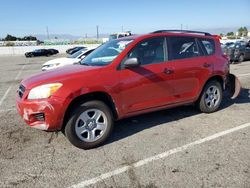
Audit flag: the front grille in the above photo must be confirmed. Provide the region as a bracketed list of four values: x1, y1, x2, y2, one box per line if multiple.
[34, 113, 45, 121]
[18, 84, 26, 98]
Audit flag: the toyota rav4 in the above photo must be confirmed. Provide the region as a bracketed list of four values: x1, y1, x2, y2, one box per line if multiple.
[16, 30, 240, 149]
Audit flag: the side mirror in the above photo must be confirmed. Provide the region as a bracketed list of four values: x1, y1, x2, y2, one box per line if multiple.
[124, 58, 140, 68]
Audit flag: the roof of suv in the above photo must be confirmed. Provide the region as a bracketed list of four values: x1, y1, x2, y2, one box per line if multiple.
[118, 30, 216, 41]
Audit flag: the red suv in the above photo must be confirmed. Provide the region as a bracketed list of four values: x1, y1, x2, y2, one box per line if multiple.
[16, 30, 237, 149]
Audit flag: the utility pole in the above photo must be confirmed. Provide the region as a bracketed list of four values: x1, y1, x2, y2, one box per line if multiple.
[85, 33, 87, 43]
[46, 26, 50, 39]
[96, 25, 99, 41]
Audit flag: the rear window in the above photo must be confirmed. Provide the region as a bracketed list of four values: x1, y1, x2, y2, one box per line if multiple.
[199, 39, 215, 55]
[168, 36, 200, 60]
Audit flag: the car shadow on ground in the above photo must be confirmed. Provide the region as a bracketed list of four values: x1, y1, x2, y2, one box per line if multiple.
[107, 88, 250, 145]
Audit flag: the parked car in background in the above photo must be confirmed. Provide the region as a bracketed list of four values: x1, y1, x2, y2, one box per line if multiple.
[109, 31, 132, 41]
[25, 49, 52, 58]
[225, 41, 250, 63]
[42, 48, 95, 71]
[16, 30, 240, 149]
[66, 46, 87, 55]
[48, 49, 59, 55]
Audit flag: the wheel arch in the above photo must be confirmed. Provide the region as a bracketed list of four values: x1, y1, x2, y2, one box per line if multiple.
[197, 74, 224, 102]
[62, 91, 118, 131]
[205, 75, 224, 89]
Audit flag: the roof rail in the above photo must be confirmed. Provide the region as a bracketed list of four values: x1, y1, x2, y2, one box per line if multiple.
[152, 30, 212, 36]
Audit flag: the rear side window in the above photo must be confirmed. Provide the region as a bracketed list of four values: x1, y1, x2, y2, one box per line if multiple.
[168, 37, 200, 60]
[199, 39, 215, 55]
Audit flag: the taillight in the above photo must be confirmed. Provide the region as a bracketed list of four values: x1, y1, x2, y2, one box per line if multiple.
[212, 35, 222, 40]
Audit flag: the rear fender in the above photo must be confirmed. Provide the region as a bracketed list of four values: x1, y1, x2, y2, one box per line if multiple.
[226, 74, 241, 99]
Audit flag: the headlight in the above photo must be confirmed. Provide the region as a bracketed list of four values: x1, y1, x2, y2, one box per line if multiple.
[27, 83, 62, 99]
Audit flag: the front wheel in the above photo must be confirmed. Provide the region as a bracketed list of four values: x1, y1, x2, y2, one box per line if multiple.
[65, 101, 114, 149]
[198, 80, 223, 113]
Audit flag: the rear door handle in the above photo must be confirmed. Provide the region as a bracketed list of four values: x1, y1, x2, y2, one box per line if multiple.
[163, 68, 174, 74]
[203, 63, 211, 68]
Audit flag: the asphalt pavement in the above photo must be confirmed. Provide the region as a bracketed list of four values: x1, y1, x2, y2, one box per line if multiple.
[0, 55, 250, 188]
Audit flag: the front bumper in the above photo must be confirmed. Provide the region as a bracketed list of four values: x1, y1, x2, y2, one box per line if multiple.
[16, 93, 66, 131]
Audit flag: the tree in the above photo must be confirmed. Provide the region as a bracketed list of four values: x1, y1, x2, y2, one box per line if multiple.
[219, 33, 224, 37]
[226, 32, 234, 36]
[238, 27, 248, 36]
[3, 34, 37, 41]
[5, 34, 17, 41]
[243, 27, 248, 36]
[23, 35, 37, 41]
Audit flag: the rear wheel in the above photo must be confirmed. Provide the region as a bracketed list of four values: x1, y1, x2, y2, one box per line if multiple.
[65, 101, 113, 149]
[239, 54, 244, 63]
[198, 80, 222, 113]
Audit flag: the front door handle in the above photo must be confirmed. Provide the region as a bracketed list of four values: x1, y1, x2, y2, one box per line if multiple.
[163, 68, 174, 74]
[203, 62, 211, 68]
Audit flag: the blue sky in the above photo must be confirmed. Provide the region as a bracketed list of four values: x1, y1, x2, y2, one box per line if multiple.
[0, 0, 249, 38]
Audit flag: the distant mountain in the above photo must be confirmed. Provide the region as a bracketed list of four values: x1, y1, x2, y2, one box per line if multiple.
[34, 33, 110, 41]
[193, 26, 250, 35]
[34, 34, 82, 41]
[33, 26, 250, 41]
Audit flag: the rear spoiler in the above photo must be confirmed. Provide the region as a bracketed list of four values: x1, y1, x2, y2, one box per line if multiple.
[212, 35, 222, 40]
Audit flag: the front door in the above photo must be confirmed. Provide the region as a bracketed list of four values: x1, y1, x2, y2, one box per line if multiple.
[118, 37, 176, 113]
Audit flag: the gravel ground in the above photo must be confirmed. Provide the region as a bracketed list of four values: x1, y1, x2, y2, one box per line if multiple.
[0, 55, 250, 188]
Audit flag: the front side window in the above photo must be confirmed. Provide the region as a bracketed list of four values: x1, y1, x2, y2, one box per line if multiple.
[80, 39, 133, 66]
[126, 37, 165, 66]
[168, 37, 199, 60]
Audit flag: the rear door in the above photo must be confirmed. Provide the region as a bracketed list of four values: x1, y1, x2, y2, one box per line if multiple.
[165, 36, 213, 102]
[245, 45, 250, 59]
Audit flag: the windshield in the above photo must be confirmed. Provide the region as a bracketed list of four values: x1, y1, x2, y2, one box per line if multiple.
[228, 43, 236, 48]
[68, 50, 84, 58]
[80, 39, 134, 66]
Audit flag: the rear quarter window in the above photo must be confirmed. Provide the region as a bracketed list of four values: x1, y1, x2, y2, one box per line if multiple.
[199, 38, 215, 55]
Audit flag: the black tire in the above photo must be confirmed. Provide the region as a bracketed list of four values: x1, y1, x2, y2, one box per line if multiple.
[198, 80, 223, 113]
[65, 100, 114, 149]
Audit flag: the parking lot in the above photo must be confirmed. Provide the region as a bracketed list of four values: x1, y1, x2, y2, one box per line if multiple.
[0, 55, 250, 188]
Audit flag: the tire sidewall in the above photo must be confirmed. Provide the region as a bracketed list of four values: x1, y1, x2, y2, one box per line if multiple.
[65, 101, 113, 149]
[239, 54, 244, 63]
[199, 81, 222, 113]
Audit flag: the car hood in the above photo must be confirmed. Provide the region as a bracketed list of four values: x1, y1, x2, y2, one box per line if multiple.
[42, 57, 79, 66]
[22, 65, 102, 89]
